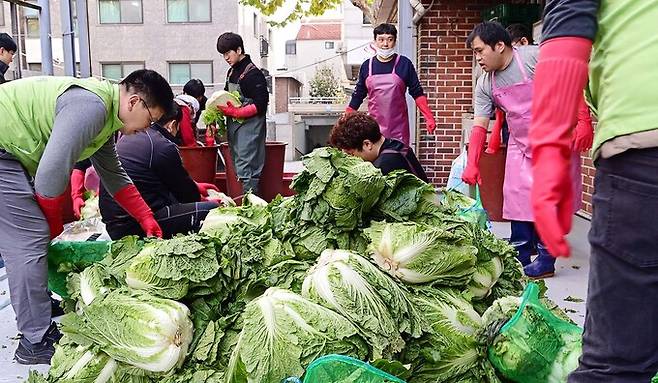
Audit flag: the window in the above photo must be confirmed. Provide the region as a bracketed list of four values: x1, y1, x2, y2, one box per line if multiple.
[101, 62, 145, 81]
[167, 0, 210, 23]
[99, 0, 142, 24]
[0, 3, 5, 26]
[23, 2, 39, 37]
[26, 17, 39, 38]
[253, 13, 258, 37]
[28, 63, 42, 72]
[285, 40, 296, 55]
[325, 41, 335, 50]
[168, 62, 212, 85]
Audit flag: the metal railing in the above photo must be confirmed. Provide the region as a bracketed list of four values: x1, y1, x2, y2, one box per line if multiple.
[289, 97, 343, 105]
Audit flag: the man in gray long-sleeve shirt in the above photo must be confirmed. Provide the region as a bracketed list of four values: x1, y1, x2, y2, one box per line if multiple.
[0, 69, 174, 365]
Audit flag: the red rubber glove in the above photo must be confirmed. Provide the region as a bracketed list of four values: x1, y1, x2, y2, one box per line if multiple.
[178, 105, 197, 147]
[70, 169, 86, 219]
[415, 95, 436, 134]
[196, 182, 219, 197]
[462, 125, 487, 185]
[531, 37, 592, 258]
[36, 193, 66, 239]
[572, 97, 594, 152]
[205, 124, 216, 147]
[219, 102, 258, 119]
[113, 184, 163, 238]
[486, 109, 505, 154]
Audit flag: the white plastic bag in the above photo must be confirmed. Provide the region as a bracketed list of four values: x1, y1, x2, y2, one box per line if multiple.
[447, 147, 470, 195]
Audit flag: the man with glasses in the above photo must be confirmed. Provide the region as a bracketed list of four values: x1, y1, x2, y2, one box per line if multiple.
[0, 69, 174, 365]
[0, 33, 17, 84]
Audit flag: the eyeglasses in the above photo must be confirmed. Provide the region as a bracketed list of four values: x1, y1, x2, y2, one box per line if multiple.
[140, 98, 156, 124]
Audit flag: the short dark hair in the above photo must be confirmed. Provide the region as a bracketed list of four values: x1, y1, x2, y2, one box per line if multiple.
[217, 32, 245, 54]
[183, 79, 206, 98]
[0, 33, 17, 52]
[467, 22, 511, 49]
[157, 102, 182, 126]
[330, 112, 382, 150]
[373, 23, 397, 41]
[506, 23, 533, 44]
[120, 69, 174, 114]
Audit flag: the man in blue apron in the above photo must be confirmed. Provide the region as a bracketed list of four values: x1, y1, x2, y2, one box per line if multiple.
[532, 1, 658, 381]
[216, 32, 269, 196]
[347, 24, 435, 145]
[329, 112, 428, 182]
[462, 22, 590, 278]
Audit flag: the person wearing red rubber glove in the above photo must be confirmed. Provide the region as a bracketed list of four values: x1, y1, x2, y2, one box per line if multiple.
[486, 24, 536, 155]
[99, 103, 220, 240]
[70, 166, 88, 219]
[532, 2, 658, 381]
[216, 32, 269, 197]
[463, 22, 588, 279]
[0, 69, 173, 365]
[347, 23, 435, 145]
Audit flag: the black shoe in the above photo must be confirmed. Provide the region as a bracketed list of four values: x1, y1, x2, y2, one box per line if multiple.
[51, 296, 65, 318]
[43, 322, 63, 343]
[14, 328, 59, 365]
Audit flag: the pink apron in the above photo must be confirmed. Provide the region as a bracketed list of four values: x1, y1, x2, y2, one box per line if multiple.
[366, 55, 411, 145]
[492, 49, 582, 221]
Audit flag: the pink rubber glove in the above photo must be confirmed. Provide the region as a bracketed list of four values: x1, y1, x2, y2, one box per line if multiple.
[36, 193, 66, 239]
[219, 101, 258, 119]
[572, 97, 594, 152]
[196, 182, 219, 197]
[462, 125, 487, 185]
[486, 109, 505, 154]
[113, 184, 163, 238]
[531, 37, 592, 258]
[415, 95, 436, 134]
[70, 169, 86, 219]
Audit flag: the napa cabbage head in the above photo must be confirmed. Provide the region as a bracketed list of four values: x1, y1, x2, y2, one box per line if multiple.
[468, 256, 504, 300]
[302, 249, 423, 359]
[366, 221, 477, 286]
[225, 287, 368, 383]
[123, 235, 220, 300]
[61, 290, 193, 374]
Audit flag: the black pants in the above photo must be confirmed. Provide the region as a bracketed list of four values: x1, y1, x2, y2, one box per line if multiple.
[107, 201, 219, 240]
[569, 148, 658, 383]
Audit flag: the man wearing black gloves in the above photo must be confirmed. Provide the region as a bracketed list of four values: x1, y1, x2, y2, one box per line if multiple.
[216, 32, 269, 196]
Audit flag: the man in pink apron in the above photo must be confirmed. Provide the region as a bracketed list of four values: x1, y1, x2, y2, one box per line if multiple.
[461, 22, 593, 278]
[346, 23, 436, 146]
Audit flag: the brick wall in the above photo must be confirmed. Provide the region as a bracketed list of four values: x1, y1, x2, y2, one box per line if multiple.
[580, 154, 594, 215]
[415, 0, 595, 215]
[415, 0, 497, 186]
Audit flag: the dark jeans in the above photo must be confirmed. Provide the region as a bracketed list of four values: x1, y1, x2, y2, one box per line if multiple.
[510, 220, 542, 257]
[107, 201, 219, 240]
[569, 148, 658, 383]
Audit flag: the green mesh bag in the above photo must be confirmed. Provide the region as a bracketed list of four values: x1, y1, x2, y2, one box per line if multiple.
[488, 283, 583, 383]
[47, 240, 111, 297]
[301, 355, 406, 383]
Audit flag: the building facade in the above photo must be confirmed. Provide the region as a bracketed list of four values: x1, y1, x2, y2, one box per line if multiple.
[0, 0, 272, 95]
